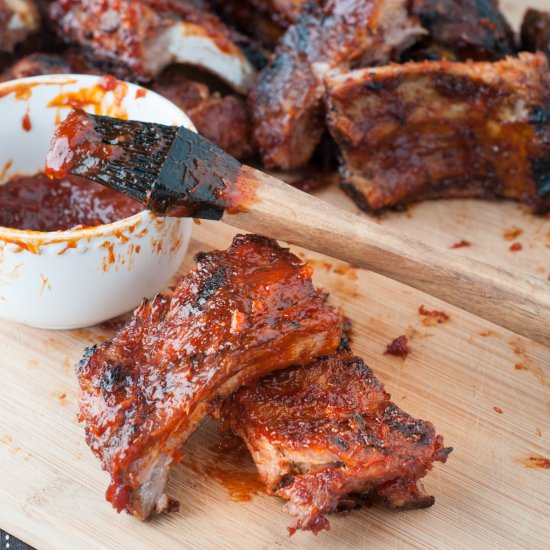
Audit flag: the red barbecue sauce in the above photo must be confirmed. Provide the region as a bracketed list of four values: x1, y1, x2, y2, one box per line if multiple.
[0, 172, 142, 231]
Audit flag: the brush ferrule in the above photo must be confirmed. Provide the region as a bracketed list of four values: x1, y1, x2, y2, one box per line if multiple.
[149, 126, 242, 219]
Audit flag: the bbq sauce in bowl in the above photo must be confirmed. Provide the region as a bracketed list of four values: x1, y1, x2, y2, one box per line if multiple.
[0, 172, 142, 231]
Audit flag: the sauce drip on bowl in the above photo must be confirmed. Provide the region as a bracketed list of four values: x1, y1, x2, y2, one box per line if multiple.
[0, 172, 142, 232]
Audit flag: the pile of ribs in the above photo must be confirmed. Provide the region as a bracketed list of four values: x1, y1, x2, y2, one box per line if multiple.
[77, 234, 451, 534]
[2, 0, 550, 213]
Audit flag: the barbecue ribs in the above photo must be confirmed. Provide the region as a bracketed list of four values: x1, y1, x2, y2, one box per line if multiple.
[0, 52, 72, 81]
[48, 0, 256, 92]
[0, 0, 40, 53]
[407, 0, 515, 61]
[77, 235, 342, 519]
[249, 0, 424, 170]
[521, 9, 550, 62]
[325, 52, 550, 214]
[221, 352, 451, 534]
[153, 67, 254, 159]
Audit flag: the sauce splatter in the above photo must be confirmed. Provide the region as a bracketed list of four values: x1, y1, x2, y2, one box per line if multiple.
[183, 438, 265, 502]
[22, 112, 32, 132]
[535, 427, 542, 437]
[135, 88, 147, 99]
[515, 363, 527, 370]
[419, 305, 450, 326]
[384, 335, 410, 358]
[450, 240, 471, 249]
[519, 455, 550, 470]
[503, 226, 523, 241]
[333, 265, 358, 280]
[493, 406, 503, 414]
[509, 242, 523, 252]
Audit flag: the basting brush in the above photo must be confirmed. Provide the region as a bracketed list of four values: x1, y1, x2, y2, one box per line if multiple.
[45, 109, 550, 346]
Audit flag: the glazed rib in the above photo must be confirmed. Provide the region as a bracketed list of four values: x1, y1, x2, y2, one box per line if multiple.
[152, 67, 254, 160]
[407, 0, 515, 61]
[521, 9, 550, 62]
[325, 52, 550, 214]
[0, 52, 73, 81]
[249, 0, 424, 170]
[0, 0, 40, 53]
[77, 234, 341, 519]
[48, 0, 256, 92]
[221, 352, 451, 534]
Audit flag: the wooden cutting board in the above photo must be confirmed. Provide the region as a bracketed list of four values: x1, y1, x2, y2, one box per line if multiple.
[1, 2, 549, 549]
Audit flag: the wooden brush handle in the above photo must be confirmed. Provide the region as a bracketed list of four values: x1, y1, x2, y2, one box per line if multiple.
[223, 166, 550, 347]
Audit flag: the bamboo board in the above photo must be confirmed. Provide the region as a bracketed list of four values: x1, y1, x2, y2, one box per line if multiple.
[1, 2, 550, 549]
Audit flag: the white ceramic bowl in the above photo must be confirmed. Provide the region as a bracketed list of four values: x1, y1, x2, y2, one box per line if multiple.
[0, 74, 194, 329]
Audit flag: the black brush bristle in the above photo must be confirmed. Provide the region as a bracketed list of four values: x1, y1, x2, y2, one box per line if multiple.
[47, 109, 242, 218]
[80, 114, 178, 203]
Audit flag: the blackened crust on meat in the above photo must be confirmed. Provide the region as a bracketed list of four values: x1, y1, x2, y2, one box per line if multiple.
[77, 234, 342, 520]
[325, 53, 550, 214]
[249, 0, 424, 170]
[408, 0, 516, 62]
[221, 353, 450, 534]
[521, 9, 550, 63]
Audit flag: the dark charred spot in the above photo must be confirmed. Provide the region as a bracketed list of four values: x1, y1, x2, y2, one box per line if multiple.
[328, 436, 350, 451]
[277, 474, 296, 490]
[77, 345, 97, 373]
[99, 364, 127, 392]
[528, 104, 550, 125]
[531, 158, 550, 196]
[197, 266, 227, 307]
[363, 81, 381, 92]
[349, 413, 367, 432]
[433, 74, 485, 99]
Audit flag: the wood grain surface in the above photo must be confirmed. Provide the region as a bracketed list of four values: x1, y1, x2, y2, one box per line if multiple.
[1, 2, 549, 549]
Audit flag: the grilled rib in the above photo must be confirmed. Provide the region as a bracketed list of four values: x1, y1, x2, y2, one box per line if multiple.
[221, 352, 451, 534]
[521, 9, 550, 62]
[152, 67, 254, 160]
[407, 0, 515, 61]
[48, 0, 256, 92]
[0, 0, 40, 53]
[249, 0, 424, 170]
[77, 234, 342, 519]
[325, 52, 550, 214]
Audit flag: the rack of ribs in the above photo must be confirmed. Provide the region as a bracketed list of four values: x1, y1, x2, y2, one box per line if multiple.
[76, 234, 342, 520]
[47, 0, 256, 92]
[221, 352, 451, 535]
[521, 9, 550, 62]
[0, 0, 40, 53]
[407, 0, 515, 61]
[249, 0, 424, 170]
[325, 52, 550, 214]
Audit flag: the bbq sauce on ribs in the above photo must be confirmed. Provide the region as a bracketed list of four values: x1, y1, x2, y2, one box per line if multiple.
[221, 352, 451, 535]
[48, 0, 255, 91]
[325, 52, 550, 214]
[407, 0, 515, 62]
[76, 235, 342, 519]
[521, 9, 550, 63]
[249, 0, 424, 170]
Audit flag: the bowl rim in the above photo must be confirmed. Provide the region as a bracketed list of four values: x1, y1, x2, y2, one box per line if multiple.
[0, 73, 193, 245]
